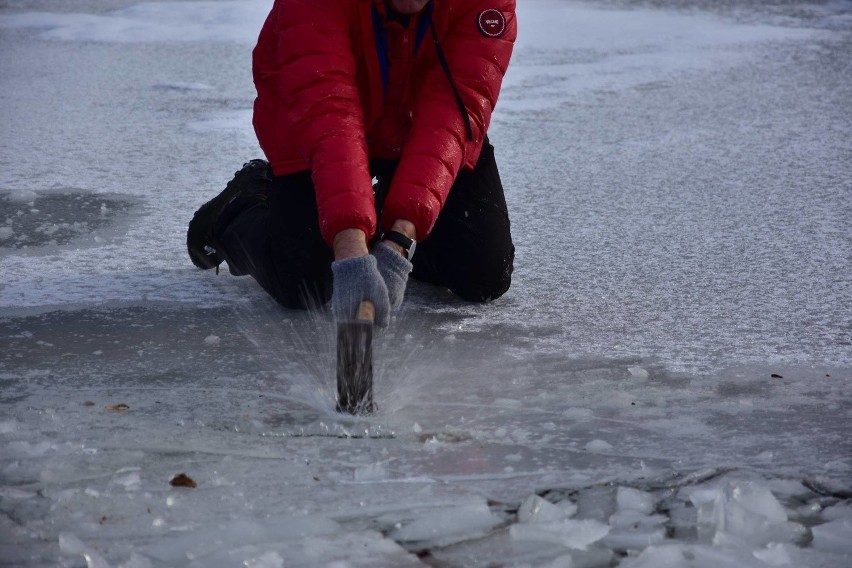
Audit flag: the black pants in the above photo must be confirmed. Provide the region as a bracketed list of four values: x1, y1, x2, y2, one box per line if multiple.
[216, 140, 514, 309]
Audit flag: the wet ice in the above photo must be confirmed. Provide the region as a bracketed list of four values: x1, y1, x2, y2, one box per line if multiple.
[0, 191, 137, 250]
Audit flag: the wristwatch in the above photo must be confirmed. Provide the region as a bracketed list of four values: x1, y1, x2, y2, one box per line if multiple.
[380, 230, 416, 259]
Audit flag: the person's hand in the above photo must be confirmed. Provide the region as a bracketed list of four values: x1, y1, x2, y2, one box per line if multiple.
[331, 255, 390, 327]
[372, 242, 412, 309]
[331, 228, 389, 326]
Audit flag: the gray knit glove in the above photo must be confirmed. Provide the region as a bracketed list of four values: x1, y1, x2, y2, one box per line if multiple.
[331, 255, 390, 327]
[372, 241, 413, 310]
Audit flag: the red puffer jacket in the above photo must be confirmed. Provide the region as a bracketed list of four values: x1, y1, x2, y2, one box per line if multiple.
[252, 0, 516, 245]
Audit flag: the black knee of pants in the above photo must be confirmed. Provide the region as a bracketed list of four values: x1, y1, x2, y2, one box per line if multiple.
[216, 171, 333, 309]
[411, 141, 514, 302]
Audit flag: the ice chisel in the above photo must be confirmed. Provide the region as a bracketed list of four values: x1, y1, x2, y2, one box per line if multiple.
[336, 300, 374, 414]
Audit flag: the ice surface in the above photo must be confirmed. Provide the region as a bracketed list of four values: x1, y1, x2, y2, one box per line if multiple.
[353, 462, 389, 482]
[510, 518, 611, 550]
[601, 488, 668, 550]
[1, 0, 851, 566]
[621, 543, 763, 568]
[690, 481, 809, 547]
[0, 2, 269, 44]
[388, 498, 504, 548]
[627, 366, 650, 380]
[822, 501, 852, 522]
[584, 439, 614, 452]
[603, 515, 667, 551]
[616, 487, 656, 515]
[519, 494, 571, 523]
[142, 518, 423, 568]
[811, 518, 852, 555]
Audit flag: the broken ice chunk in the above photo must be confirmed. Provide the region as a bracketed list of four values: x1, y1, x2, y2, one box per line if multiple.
[618, 544, 689, 568]
[510, 518, 610, 550]
[627, 366, 649, 379]
[575, 486, 617, 523]
[690, 481, 808, 547]
[605, 509, 668, 551]
[390, 499, 503, 548]
[518, 494, 569, 524]
[752, 542, 793, 566]
[811, 518, 852, 554]
[607, 487, 666, 552]
[556, 499, 579, 518]
[59, 532, 110, 568]
[616, 486, 655, 515]
[821, 501, 852, 522]
[729, 483, 788, 524]
[602, 525, 666, 551]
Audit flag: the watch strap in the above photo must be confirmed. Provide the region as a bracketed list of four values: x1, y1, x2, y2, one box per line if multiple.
[380, 230, 415, 258]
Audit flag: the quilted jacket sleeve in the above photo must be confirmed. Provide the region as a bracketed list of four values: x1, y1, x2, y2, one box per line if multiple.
[256, 0, 376, 246]
[381, 0, 517, 240]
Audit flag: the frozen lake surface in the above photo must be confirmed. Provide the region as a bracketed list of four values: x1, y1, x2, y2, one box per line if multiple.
[1, 0, 851, 566]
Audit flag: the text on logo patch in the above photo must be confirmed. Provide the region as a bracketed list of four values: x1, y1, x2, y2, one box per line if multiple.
[477, 9, 506, 38]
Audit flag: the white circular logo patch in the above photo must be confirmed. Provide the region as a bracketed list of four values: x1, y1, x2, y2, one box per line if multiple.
[477, 9, 507, 38]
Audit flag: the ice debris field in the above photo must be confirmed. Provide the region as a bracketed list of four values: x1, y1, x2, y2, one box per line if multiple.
[1, 0, 851, 567]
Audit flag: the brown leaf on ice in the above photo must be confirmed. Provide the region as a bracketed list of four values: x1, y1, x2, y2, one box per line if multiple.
[170, 473, 197, 488]
[105, 403, 130, 411]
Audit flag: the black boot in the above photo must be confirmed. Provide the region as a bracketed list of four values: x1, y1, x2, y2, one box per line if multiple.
[186, 159, 272, 270]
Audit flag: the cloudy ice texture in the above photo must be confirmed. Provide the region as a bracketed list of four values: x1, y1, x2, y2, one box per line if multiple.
[1, 0, 851, 567]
